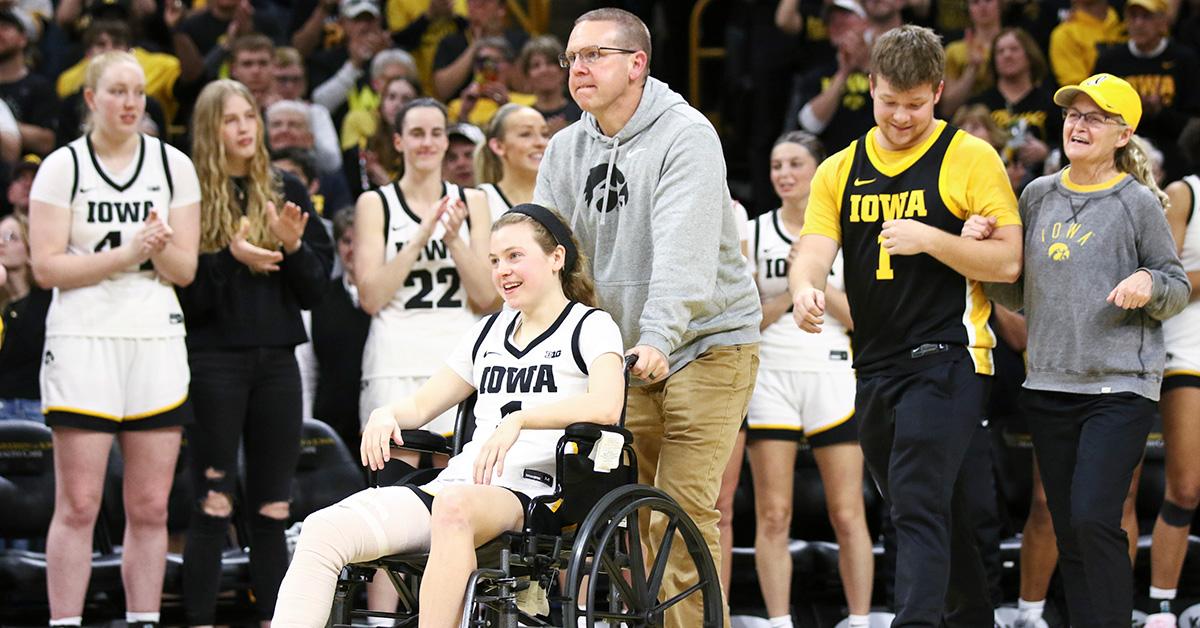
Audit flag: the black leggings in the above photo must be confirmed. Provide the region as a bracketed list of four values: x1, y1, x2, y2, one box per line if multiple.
[182, 347, 303, 625]
[1022, 388, 1154, 628]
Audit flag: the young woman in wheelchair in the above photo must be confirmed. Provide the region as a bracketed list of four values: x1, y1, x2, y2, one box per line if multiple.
[273, 204, 626, 628]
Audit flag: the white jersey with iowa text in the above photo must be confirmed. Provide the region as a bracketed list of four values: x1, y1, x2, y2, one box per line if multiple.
[479, 182, 515, 222]
[751, 208, 852, 371]
[425, 301, 623, 499]
[361, 180, 479, 379]
[1164, 174, 1200, 376]
[29, 134, 201, 338]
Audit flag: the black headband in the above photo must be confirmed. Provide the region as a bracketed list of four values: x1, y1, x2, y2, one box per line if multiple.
[505, 203, 578, 274]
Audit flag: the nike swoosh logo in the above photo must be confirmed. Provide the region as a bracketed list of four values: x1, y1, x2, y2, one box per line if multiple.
[484, 351, 502, 357]
[854, 178, 876, 186]
[391, 225, 402, 231]
[79, 187, 93, 193]
[626, 147, 648, 158]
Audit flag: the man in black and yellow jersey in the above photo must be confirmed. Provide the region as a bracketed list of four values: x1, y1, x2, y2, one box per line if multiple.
[789, 25, 1022, 627]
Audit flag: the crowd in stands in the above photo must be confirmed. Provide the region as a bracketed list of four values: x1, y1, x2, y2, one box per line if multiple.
[2, 0, 1200, 627]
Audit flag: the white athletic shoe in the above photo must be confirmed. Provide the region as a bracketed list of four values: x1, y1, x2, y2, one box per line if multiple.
[1011, 613, 1049, 628]
[1144, 612, 1178, 628]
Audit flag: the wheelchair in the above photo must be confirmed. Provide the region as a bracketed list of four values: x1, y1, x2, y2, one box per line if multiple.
[328, 356, 724, 627]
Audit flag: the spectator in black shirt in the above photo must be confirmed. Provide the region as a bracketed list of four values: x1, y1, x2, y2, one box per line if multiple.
[0, 212, 48, 424]
[288, 0, 341, 58]
[54, 20, 168, 148]
[518, 35, 582, 136]
[306, 0, 391, 113]
[4, 154, 38, 217]
[0, 10, 56, 155]
[430, 0, 527, 101]
[790, 0, 873, 154]
[179, 78, 332, 628]
[970, 28, 1059, 178]
[172, 0, 284, 90]
[309, 208, 370, 455]
[265, 99, 353, 214]
[1095, 0, 1200, 182]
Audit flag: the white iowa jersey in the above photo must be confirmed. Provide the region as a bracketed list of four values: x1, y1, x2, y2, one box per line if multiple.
[427, 301, 624, 499]
[479, 182, 514, 222]
[361, 180, 479, 379]
[752, 209, 852, 372]
[1164, 175, 1200, 365]
[31, 134, 198, 339]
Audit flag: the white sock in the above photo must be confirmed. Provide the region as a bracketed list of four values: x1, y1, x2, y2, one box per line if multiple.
[848, 613, 871, 627]
[768, 615, 793, 628]
[126, 612, 159, 624]
[1150, 586, 1177, 600]
[49, 617, 82, 627]
[1017, 598, 1045, 620]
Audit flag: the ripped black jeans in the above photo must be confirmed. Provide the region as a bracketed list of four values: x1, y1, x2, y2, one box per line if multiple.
[182, 347, 303, 625]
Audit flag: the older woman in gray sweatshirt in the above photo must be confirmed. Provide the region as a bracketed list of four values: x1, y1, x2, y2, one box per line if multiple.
[969, 73, 1189, 628]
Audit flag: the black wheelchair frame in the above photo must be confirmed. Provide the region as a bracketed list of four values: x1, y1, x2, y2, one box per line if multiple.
[329, 355, 724, 628]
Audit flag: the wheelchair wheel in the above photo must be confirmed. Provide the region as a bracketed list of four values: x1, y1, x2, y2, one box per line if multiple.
[562, 484, 723, 627]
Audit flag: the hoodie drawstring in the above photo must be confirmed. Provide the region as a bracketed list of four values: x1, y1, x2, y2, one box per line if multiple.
[599, 136, 620, 226]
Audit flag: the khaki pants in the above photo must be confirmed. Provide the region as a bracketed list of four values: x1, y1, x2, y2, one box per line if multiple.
[626, 343, 759, 628]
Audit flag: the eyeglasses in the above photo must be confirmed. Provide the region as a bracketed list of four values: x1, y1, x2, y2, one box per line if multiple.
[558, 45, 638, 69]
[1062, 108, 1124, 128]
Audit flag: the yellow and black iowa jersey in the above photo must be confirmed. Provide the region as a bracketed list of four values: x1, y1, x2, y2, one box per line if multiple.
[802, 120, 1020, 375]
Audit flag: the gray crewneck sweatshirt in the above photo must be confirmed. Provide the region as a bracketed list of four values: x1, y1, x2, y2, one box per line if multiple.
[533, 77, 761, 376]
[987, 171, 1190, 400]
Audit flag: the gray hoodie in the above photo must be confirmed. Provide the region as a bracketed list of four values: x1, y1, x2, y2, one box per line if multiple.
[987, 172, 1190, 400]
[534, 77, 761, 376]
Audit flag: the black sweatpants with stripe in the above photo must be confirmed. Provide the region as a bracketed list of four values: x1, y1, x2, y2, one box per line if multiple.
[856, 352, 993, 627]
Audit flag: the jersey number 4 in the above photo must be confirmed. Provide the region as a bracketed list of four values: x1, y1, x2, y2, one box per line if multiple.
[404, 268, 463, 309]
[95, 230, 154, 272]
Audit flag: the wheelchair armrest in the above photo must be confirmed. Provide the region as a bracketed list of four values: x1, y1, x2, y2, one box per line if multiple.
[396, 430, 452, 455]
[564, 422, 633, 446]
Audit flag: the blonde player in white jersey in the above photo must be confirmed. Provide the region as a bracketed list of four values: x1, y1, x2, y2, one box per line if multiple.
[355, 97, 496, 439]
[1146, 167, 1200, 627]
[475, 103, 551, 221]
[28, 51, 200, 628]
[274, 204, 625, 628]
[718, 131, 874, 628]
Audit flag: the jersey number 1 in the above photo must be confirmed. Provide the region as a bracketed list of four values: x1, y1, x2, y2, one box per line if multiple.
[876, 234, 894, 280]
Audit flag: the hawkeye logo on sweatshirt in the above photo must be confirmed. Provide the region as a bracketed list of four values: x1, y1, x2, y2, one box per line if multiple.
[1042, 221, 1095, 262]
[584, 163, 628, 214]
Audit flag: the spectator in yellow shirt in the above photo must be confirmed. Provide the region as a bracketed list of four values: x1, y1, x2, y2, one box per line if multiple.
[446, 37, 534, 128]
[55, 19, 182, 124]
[1048, 0, 1126, 87]
[940, 0, 1003, 118]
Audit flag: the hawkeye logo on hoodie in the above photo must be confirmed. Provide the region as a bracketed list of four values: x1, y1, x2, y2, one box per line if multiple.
[583, 163, 629, 214]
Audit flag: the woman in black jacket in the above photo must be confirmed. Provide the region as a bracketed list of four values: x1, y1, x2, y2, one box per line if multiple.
[179, 79, 333, 628]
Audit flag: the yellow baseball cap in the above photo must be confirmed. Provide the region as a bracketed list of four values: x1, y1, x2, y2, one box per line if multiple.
[1126, 0, 1168, 13]
[1054, 73, 1143, 131]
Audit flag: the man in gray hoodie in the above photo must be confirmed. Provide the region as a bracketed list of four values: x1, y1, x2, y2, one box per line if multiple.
[534, 8, 761, 627]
